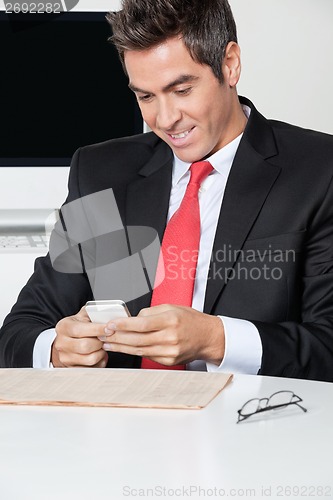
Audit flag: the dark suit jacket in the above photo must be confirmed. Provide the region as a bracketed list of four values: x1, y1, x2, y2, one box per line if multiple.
[1, 96, 333, 380]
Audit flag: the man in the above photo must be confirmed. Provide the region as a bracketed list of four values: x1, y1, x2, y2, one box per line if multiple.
[1, 0, 333, 380]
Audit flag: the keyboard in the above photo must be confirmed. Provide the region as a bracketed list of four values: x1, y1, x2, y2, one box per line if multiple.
[0, 234, 50, 253]
[0, 208, 58, 253]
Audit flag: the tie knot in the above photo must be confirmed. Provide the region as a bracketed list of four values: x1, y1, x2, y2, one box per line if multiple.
[189, 161, 213, 186]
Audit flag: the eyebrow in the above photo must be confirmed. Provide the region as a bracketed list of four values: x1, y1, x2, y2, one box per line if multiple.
[128, 74, 199, 94]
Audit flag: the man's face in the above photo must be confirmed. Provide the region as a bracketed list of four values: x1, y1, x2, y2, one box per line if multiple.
[125, 37, 243, 163]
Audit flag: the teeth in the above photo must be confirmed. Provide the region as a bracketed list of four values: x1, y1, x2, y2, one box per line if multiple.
[171, 130, 190, 139]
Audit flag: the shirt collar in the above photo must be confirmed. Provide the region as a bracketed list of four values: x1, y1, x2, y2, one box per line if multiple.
[172, 104, 251, 186]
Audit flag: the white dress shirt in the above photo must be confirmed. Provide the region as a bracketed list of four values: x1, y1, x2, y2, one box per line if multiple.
[34, 105, 263, 372]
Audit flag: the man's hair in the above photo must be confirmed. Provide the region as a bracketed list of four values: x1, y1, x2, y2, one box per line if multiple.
[106, 0, 237, 83]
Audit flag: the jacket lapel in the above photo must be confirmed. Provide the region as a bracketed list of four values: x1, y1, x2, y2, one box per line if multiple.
[204, 98, 281, 313]
[125, 140, 173, 312]
[125, 140, 173, 239]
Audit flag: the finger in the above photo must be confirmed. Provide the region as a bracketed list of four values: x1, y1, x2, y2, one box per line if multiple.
[55, 334, 104, 358]
[72, 337, 104, 355]
[77, 305, 92, 321]
[93, 352, 109, 368]
[98, 332, 115, 342]
[138, 304, 177, 316]
[102, 330, 157, 348]
[105, 310, 178, 334]
[103, 343, 182, 366]
[56, 316, 106, 339]
[57, 348, 107, 368]
[55, 335, 103, 355]
[103, 341, 181, 362]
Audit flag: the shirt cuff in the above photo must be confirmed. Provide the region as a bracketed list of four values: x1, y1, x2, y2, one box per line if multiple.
[206, 316, 262, 374]
[33, 328, 57, 368]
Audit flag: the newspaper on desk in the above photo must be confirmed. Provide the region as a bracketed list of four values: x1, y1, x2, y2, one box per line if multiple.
[0, 369, 233, 410]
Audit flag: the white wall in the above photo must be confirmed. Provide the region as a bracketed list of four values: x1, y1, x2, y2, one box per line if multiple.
[0, 167, 69, 210]
[72, 0, 333, 134]
[230, 0, 333, 134]
[1, 0, 333, 325]
[71, 0, 122, 9]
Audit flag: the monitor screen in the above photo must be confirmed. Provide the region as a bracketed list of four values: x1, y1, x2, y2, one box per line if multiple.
[0, 11, 143, 166]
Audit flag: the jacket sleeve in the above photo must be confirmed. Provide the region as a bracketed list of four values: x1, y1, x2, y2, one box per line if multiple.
[0, 149, 94, 367]
[253, 176, 333, 381]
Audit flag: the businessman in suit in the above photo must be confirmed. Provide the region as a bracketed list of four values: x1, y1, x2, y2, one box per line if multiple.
[1, 0, 333, 380]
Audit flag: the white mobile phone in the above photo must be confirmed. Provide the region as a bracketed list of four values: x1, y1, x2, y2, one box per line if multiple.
[85, 300, 131, 324]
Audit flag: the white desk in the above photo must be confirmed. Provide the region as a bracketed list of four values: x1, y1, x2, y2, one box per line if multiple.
[0, 373, 332, 500]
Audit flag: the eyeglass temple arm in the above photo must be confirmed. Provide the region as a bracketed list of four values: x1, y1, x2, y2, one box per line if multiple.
[294, 401, 307, 413]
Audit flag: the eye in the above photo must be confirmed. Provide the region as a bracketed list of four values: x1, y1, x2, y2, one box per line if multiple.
[137, 94, 153, 103]
[175, 87, 192, 96]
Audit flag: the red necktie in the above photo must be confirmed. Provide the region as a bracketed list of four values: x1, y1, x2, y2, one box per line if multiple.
[141, 161, 213, 369]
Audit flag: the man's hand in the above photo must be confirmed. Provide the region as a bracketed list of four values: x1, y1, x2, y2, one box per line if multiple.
[99, 305, 225, 367]
[52, 306, 109, 368]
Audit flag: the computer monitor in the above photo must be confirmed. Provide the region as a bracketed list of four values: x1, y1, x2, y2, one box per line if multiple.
[0, 8, 144, 325]
[0, 10, 143, 167]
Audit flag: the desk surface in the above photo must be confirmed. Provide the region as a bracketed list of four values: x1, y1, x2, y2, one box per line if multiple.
[0, 373, 332, 500]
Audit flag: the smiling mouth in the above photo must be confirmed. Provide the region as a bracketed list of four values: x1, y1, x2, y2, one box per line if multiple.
[169, 127, 194, 139]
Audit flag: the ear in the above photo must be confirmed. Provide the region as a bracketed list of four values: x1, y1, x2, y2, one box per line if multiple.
[222, 41, 242, 87]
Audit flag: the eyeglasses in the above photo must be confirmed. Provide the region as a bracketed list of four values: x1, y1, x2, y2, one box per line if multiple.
[237, 390, 307, 423]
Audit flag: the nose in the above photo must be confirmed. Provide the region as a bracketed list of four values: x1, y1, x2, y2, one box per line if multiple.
[156, 98, 182, 130]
